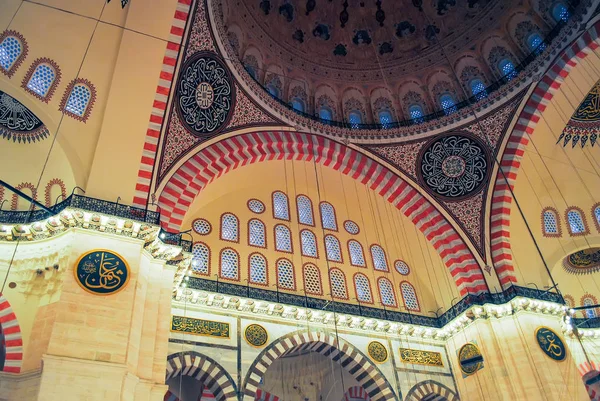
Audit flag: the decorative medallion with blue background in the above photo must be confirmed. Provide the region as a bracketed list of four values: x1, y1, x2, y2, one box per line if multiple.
[535, 326, 566, 361]
[458, 342, 484, 376]
[244, 324, 268, 347]
[367, 341, 388, 363]
[74, 250, 130, 295]
[176, 52, 235, 138]
[419, 134, 489, 200]
[563, 248, 600, 275]
[0, 90, 49, 143]
[558, 79, 600, 148]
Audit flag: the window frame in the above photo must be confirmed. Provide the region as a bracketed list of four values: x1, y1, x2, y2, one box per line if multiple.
[274, 224, 294, 254]
[378, 110, 393, 126]
[302, 263, 323, 296]
[296, 194, 315, 226]
[219, 212, 240, 243]
[377, 277, 398, 308]
[291, 98, 305, 112]
[552, 2, 569, 22]
[348, 110, 362, 126]
[592, 202, 600, 233]
[247, 198, 266, 214]
[59, 78, 97, 122]
[247, 218, 267, 248]
[324, 234, 343, 263]
[319, 107, 333, 121]
[191, 241, 211, 276]
[219, 247, 240, 281]
[192, 218, 212, 235]
[469, 78, 487, 99]
[276, 257, 296, 291]
[0, 30, 28, 78]
[300, 229, 319, 258]
[408, 104, 425, 122]
[248, 252, 269, 286]
[565, 206, 589, 236]
[581, 294, 599, 319]
[347, 239, 366, 268]
[21, 58, 61, 102]
[394, 260, 410, 275]
[370, 244, 389, 272]
[328, 268, 349, 300]
[319, 201, 338, 231]
[272, 190, 290, 221]
[439, 93, 457, 115]
[498, 58, 517, 80]
[541, 207, 562, 238]
[400, 280, 420, 312]
[353, 273, 374, 304]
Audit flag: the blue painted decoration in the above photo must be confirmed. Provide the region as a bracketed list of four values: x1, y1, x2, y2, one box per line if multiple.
[74, 250, 130, 295]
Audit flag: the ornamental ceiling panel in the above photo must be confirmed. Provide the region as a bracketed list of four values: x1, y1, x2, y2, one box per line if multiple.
[558, 79, 600, 148]
[361, 91, 526, 256]
[157, 0, 280, 183]
[0, 90, 49, 143]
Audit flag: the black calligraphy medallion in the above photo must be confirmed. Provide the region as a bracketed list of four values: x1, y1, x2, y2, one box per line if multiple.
[0, 90, 49, 143]
[176, 52, 235, 137]
[419, 134, 489, 200]
[74, 250, 130, 295]
[535, 327, 566, 362]
[458, 343, 484, 376]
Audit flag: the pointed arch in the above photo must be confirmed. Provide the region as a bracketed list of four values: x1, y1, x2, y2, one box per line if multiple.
[404, 380, 459, 401]
[157, 131, 486, 296]
[241, 331, 397, 401]
[0, 294, 23, 373]
[342, 386, 370, 401]
[44, 178, 67, 207]
[11, 182, 37, 210]
[165, 351, 237, 401]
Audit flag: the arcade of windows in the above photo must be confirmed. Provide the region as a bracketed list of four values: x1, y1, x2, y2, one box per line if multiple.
[541, 205, 599, 237]
[190, 192, 420, 310]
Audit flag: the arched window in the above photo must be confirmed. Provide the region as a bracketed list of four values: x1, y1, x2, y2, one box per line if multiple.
[220, 213, 239, 242]
[593, 204, 600, 232]
[320, 202, 337, 230]
[400, 281, 420, 311]
[276, 258, 295, 290]
[563, 295, 575, 308]
[272, 191, 290, 220]
[319, 107, 333, 120]
[248, 219, 266, 248]
[23, 59, 60, 101]
[300, 230, 318, 258]
[0, 31, 27, 77]
[245, 65, 256, 79]
[220, 248, 239, 280]
[499, 59, 517, 81]
[297, 195, 314, 225]
[378, 278, 397, 307]
[60, 79, 96, 122]
[191, 242, 210, 275]
[470, 79, 487, 100]
[354, 273, 373, 303]
[274, 224, 293, 253]
[267, 84, 280, 98]
[348, 240, 366, 267]
[378, 110, 393, 128]
[440, 94, 457, 115]
[329, 268, 348, 299]
[291, 98, 305, 112]
[527, 33, 545, 53]
[349, 111, 362, 129]
[394, 260, 410, 275]
[552, 3, 569, 22]
[249, 253, 268, 285]
[303, 264, 322, 295]
[566, 207, 588, 236]
[583, 297, 598, 319]
[370, 245, 389, 271]
[409, 104, 424, 123]
[324, 235, 342, 262]
[542, 207, 561, 237]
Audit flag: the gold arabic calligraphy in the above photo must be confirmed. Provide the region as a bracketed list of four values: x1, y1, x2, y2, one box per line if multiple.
[536, 328, 565, 361]
[171, 316, 230, 338]
[84, 252, 123, 290]
[399, 348, 443, 367]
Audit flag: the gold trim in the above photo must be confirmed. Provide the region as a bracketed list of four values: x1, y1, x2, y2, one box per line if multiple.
[244, 323, 269, 348]
[73, 249, 131, 296]
[170, 316, 231, 338]
[399, 347, 443, 367]
[534, 326, 567, 362]
[367, 341, 389, 364]
[458, 343, 482, 376]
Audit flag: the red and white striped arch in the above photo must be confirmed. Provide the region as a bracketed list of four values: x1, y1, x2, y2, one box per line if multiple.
[490, 21, 600, 288]
[157, 131, 487, 296]
[342, 386, 370, 401]
[0, 293, 23, 373]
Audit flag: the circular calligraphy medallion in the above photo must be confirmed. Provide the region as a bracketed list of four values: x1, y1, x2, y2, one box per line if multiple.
[74, 249, 130, 295]
[458, 343, 483, 376]
[563, 248, 600, 275]
[367, 341, 388, 363]
[419, 134, 489, 200]
[245, 324, 268, 347]
[535, 326, 566, 362]
[176, 52, 235, 137]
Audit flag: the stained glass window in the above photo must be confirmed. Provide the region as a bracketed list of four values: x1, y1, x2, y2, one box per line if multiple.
[248, 219, 266, 247]
[324, 235, 342, 262]
[26, 63, 56, 97]
[297, 195, 314, 225]
[349, 111, 362, 129]
[329, 269, 348, 299]
[395, 260, 410, 275]
[354, 273, 373, 303]
[0, 36, 22, 72]
[348, 240, 366, 267]
[378, 110, 392, 128]
[272, 191, 290, 220]
[370, 245, 388, 271]
[344, 220, 359, 234]
[567, 209, 586, 234]
[552, 3, 569, 22]
[248, 199, 265, 214]
[409, 104, 425, 123]
[594, 206, 600, 228]
[583, 297, 597, 319]
[470, 79, 487, 100]
[527, 33, 545, 53]
[249, 253, 267, 285]
[303, 264, 322, 295]
[267, 85, 280, 98]
[543, 209, 559, 235]
[277, 259, 295, 290]
[192, 219, 211, 235]
[499, 59, 517, 81]
[220, 248, 239, 280]
[401, 282, 419, 311]
[319, 107, 333, 120]
[320, 202, 337, 230]
[191, 242, 210, 275]
[291, 99, 305, 112]
[220, 213, 238, 242]
[65, 84, 92, 117]
[275, 224, 292, 252]
[440, 94, 457, 115]
[301, 230, 318, 258]
[378, 278, 397, 307]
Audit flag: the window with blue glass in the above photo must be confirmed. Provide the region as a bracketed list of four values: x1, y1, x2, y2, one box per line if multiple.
[527, 33, 545, 53]
[26, 63, 57, 98]
[349, 111, 362, 129]
[378, 110, 392, 128]
[440, 94, 457, 115]
[249, 253, 267, 285]
[319, 107, 333, 120]
[267, 84, 280, 98]
[291, 99, 305, 112]
[297, 195, 314, 226]
[272, 191, 290, 220]
[552, 3, 569, 22]
[65, 84, 92, 117]
[499, 59, 517, 81]
[245, 65, 256, 79]
[470, 79, 487, 100]
[320, 202, 337, 230]
[409, 105, 424, 122]
[0, 35, 23, 73]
